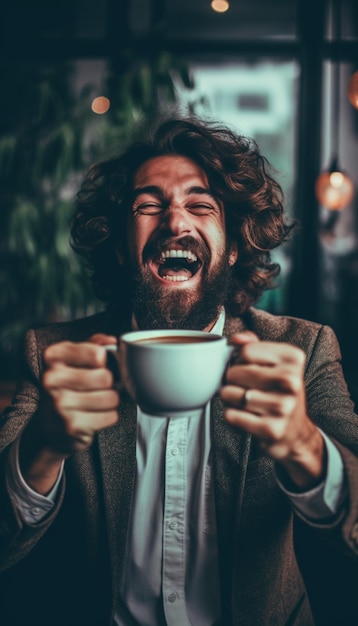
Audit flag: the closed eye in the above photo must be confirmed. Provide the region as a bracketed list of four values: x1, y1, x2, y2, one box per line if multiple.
[133, 202, 165, 215]
[188, 203, 217, 215]
[133, 201, 217, 216]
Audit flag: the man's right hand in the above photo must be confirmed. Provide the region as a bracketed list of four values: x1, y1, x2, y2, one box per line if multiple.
[19, 334, 120, 495]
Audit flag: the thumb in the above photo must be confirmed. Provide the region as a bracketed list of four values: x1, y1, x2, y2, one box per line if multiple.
[89, 333, 118, 347]
[229, 331, 260, 345]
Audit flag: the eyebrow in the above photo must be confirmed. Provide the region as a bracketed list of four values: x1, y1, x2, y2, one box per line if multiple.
[132, 185, 219, 202]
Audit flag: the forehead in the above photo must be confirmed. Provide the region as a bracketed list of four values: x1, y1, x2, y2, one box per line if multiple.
[133, 155, 209, 188]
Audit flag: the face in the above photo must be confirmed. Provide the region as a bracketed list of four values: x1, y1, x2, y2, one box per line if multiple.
[124, 155, 238, 330]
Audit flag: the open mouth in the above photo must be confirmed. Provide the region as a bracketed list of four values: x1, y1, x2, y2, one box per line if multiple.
[153, 247, 202, 283]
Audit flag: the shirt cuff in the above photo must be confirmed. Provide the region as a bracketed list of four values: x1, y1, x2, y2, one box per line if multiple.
[276, 430, 347, 521]
[6, 436, 64, 525]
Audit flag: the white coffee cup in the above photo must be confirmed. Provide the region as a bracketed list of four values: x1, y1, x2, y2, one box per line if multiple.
[110, 329, 234, 417]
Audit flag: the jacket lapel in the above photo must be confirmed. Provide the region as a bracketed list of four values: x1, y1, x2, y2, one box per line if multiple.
[97, 399, 137, 604]
[213, 313, 252, 623]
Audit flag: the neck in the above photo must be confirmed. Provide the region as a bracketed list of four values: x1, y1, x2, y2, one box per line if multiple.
[132, 311, 222, 333]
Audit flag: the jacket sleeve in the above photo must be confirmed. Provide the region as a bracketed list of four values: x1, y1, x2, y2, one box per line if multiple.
[303, 323, 358, 557]
[0, 329, 65, 572]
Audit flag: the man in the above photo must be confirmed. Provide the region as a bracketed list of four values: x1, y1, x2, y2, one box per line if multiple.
[0, 116, 357, 626]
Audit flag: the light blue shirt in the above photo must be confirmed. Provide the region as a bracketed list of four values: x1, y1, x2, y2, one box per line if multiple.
[115, 404, 221, 625]
[6, 308, 346, 625]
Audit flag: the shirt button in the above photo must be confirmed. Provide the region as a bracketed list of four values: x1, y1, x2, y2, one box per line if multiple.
[168, 592, 176, 603]
[171, 447, 179, 455]
[31, 507, 41, 515]
[169, 520, 178, 530]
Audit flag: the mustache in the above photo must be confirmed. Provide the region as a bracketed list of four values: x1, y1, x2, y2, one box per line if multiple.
[142, 235, 210, 265]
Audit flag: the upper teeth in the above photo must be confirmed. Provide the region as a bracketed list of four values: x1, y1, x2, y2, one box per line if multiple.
[160, 249, 198, 262]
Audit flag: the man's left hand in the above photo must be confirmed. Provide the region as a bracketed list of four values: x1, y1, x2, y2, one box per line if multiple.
[220, 332, 326, 491]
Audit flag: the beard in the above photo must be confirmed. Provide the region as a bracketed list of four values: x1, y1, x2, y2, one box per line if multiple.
[131, 247, 234, 330]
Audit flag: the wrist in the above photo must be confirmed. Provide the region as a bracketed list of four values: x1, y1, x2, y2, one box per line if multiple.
[279, 428, 327, 491]
[19, 424, 67, 496]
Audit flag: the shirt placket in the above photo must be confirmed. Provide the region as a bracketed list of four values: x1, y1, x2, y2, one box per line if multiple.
[162, 416, 191, 625]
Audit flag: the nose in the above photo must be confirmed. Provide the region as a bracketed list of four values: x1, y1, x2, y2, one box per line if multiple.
[160, 206, 192, 236]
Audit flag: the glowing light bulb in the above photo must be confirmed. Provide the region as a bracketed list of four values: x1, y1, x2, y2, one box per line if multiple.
[91, 96, 110, 115]
[347, 71, 358, 110]
[315, 169, 355, 210]
[211, 0, 230, 13]
[329, 171, 344, 187]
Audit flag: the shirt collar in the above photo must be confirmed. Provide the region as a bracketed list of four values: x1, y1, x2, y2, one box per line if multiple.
[210, 307, 226, 335]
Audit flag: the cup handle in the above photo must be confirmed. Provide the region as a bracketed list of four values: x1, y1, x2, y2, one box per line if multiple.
[225, 341, 239, 366]
[104, 345, 122, 387]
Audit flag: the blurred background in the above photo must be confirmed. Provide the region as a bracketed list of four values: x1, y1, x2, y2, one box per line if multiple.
[0, 0, 358, 410]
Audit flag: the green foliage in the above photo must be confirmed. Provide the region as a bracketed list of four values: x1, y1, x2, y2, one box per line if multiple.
[0, 55, 195, 378]
[94, 53, 194, 157]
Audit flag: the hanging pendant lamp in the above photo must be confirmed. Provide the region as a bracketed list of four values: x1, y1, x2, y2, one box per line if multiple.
[315, 0, 354, 211]
[315, 158, 354, 210]
[347, 71, 358, 109]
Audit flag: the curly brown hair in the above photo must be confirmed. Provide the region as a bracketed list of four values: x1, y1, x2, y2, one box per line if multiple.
[71, 115, 294, 314]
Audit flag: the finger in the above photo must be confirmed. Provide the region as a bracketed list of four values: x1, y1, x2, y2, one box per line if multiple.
[236, 341, 306, 367]
[51, 388, 119, 413]
[221, 385, 296, 417]
[223, 407, 267, 435]
[225, 363, 302, 394]
[89, 333, 118, 347]
[220, 384, 247, 409]
[223, 408, 287, 442]
[62, 409, 120, 434]
[228, 332, 260, 365]
[43, 364, 113, 391]
[244, 389, 297, 417]
[44, 341, 108, 369]
[229, 331, 260, 345]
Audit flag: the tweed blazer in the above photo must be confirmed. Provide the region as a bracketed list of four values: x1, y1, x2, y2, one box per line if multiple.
[0, 307, 358, 626]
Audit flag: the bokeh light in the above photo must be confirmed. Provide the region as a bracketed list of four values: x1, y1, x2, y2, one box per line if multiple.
[91, 96, 110, 115]
[347, 71, 358, 110]
[211, 0, 230, 13]
[315, 169, 354, 210]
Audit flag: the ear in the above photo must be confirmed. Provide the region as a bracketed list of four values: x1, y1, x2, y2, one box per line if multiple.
[228, 244, 238, 267]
